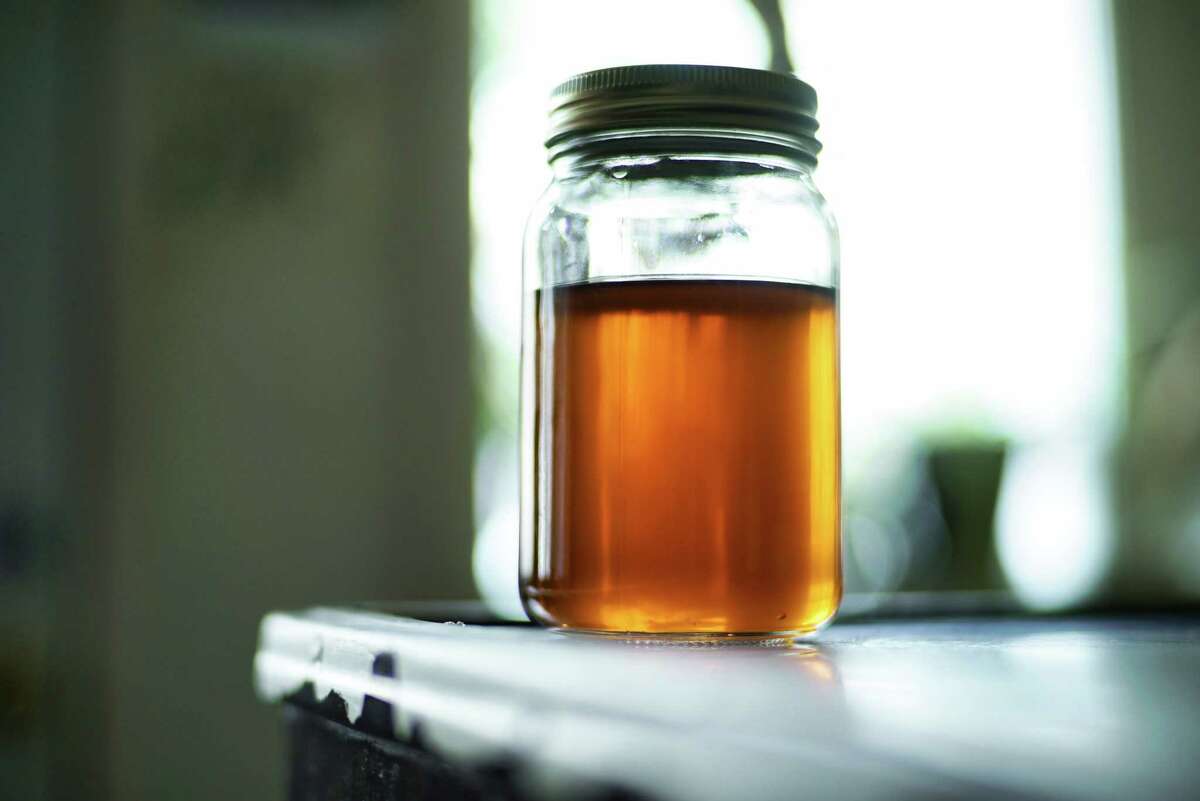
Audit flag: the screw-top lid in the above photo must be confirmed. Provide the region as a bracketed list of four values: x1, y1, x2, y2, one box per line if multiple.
[546, 64, 821, 165]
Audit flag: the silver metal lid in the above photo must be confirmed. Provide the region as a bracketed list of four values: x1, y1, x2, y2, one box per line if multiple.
[546, 64, 821, 165]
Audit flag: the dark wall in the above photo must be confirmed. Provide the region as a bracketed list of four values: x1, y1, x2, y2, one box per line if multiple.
[2, 1, 475, 799]
[1113, 0, 1200, 599]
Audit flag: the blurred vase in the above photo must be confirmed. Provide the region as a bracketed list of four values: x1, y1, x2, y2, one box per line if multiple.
[926, 441, 1009, 592]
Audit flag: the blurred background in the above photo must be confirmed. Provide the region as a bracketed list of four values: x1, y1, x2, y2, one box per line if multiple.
[2, 0, 1198, 798]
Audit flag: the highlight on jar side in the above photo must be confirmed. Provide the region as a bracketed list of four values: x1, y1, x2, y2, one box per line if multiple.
[519, 65, 840, 642]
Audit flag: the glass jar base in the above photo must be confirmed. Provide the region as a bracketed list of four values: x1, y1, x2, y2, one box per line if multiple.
[546, 627, 823, 648]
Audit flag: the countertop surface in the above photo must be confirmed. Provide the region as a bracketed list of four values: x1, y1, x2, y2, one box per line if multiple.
[255, 604, 1200, 801]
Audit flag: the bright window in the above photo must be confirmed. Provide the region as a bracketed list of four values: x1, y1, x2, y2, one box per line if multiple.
[470, 1, 1123, 615]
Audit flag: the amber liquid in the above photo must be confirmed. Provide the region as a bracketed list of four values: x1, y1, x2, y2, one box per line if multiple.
[523, 278, 841, 636]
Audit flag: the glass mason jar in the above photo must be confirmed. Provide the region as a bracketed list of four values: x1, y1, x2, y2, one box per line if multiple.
[520, 65, 840, 641]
